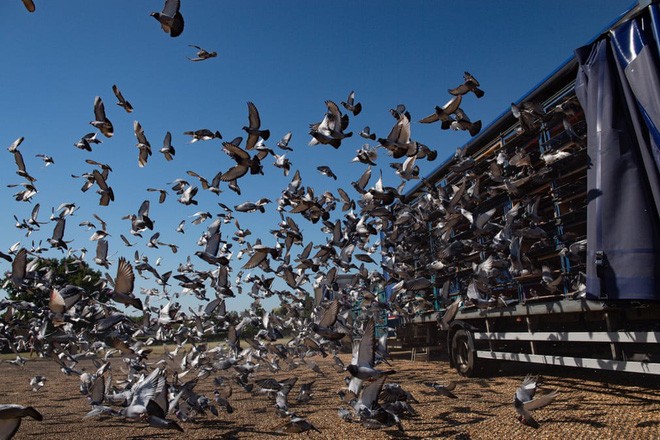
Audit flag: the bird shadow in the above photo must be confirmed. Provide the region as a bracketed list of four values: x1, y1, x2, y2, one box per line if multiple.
[386, 430, 427, 440]
[202, 428, 241, 440]
[191, 420, 288, 438]
[586, 188, 602, 203]
[49, 396, 81, 402]
[397, 429, 471, 439]
[636, 420, 660, 428]
[452, 406, 493, 417]
[544, 416, 607, 428]
[127, 433, 176, 440]
[434, 410, 489, 428]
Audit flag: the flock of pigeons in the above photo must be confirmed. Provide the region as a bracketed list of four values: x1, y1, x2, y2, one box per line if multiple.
[0, 0, 579, 438]
[386, 94, 587, 326]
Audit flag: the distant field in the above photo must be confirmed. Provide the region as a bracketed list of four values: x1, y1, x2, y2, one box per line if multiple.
[1, 350, 658, 439]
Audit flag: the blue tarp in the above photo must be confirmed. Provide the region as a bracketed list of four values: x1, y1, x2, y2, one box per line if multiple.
[574, 2, 660, 300]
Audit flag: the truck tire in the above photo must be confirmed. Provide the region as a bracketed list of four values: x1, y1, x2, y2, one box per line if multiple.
[451, 328, 479, 377]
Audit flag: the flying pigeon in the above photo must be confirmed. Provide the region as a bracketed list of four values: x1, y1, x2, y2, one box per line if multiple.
[419, 95, 462, 130]
[346, 318, 396, 381]
[106, 257, 143, 310]
[243, 101, 270, 150]
[159, 131, 175, 161]
[151, 0, 184, 37]
[183, 129, 222, 143]
[514, 375, 558, 428]
[448, 71, 484, 98]
[188, 45, 217, 61]
[90, 96, 113, 138]
[112, 84, 133, 113]
[341, 90, 362, 116]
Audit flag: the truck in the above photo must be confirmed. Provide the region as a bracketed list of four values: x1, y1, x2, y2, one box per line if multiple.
[391, 0, 660, 377]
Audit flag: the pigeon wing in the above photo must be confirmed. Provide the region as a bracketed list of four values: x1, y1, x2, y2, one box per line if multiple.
[358, 376, 385, 410]
[13, 151, 27, 174]
[93, 96, 106, 121]
[220, 164, 249, 182]
[523, 390, 558, 412]
[131, 369, 164, 407]
[515, 375, 538, 403]
[22, 0, 35, 12]
[0, 418, 21, 440]
[357, 318, 375, 367]
[247, 101, 261, 130]
[448, 84, 470, 96]
[115, 258, 135, 295]
[169, 11, 184, 37]
[317, 298, 339, 328]
[162, 0, 180, 17]
[419, 111, 440, 124]
[443, 95, 463, 114]
[10, 248, 27, 287]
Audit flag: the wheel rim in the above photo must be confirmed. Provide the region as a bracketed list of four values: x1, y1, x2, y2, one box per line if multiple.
[455, 336, 469, 369]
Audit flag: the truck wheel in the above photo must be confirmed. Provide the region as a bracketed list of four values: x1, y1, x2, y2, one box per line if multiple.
[451, 329, 479, 377]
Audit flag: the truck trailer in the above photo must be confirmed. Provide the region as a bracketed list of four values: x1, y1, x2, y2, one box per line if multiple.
[390, 0, 660, 377]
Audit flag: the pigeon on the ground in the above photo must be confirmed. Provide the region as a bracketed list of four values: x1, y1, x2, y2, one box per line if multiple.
[424, 381, 458, 398]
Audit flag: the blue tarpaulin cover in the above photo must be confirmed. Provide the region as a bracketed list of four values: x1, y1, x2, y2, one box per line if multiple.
[574, 3, 660, 300]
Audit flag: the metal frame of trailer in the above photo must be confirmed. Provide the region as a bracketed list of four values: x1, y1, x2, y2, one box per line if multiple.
[400, 299, 660, 375]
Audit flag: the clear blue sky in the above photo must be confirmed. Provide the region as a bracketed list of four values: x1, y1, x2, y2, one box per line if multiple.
[0, 0, 633, 312]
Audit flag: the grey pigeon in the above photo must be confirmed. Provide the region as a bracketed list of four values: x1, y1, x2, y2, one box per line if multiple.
[151, 0, 184, 37]
[243, 101, 270, 150]
[424, 381, 458, 398]
[514, 375, 558, 429]
[448, 71, 485, 98]
[112, 84, 133, 113]
[188, 45, 217, 61]
[341, 90, 362, 116]
[419, 95, 462, 130]
[160, 131, 175, 161]
[90, 96, 113, 138]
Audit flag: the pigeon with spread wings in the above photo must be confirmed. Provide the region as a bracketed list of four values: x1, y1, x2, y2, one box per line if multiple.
[243, 102, 270, 150]
[309, 100, 352, 148]
[112, 84, 133, 113]
[220, 137, 267, 181]
[346, 318, 395, 381]
[188, 45, 217, 61]
[341, 90, 362, 116]
[419, 95, 462, 130]
[151, 0, 184, 37]
[514, 375, 558, 428]
[105, 257, 142, 310]
[90, 96, 113, 138]
[448, 71, 485, 98]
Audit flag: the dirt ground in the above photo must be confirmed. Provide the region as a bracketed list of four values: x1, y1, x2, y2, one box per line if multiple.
[1, 350, 659, 440]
